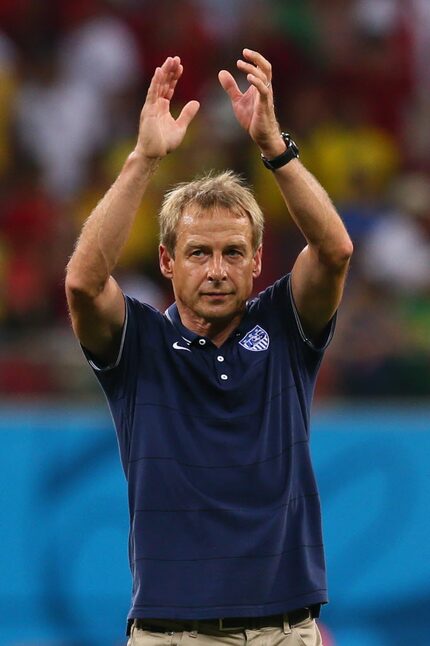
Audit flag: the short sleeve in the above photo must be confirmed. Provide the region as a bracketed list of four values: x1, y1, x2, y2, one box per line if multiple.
[251, 274, 336, 355]
[287, 275, 336, 353]
[81, 295, 148, 401]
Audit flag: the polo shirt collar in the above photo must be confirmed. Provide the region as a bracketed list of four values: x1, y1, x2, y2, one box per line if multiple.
[165, 302, 250, 346]
[165, 302, 198, 345]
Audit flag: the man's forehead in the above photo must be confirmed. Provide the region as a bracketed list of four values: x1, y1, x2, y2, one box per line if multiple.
[179, 204, 250, 230]
[177, 223, 252, 249]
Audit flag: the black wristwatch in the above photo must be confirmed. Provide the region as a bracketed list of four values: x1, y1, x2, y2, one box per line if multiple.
[261, 132, 299, 171]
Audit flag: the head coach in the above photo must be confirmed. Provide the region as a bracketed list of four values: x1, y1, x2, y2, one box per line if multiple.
[65, 49, 353, 646]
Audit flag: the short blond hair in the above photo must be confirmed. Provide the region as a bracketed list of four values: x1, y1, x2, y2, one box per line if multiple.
[159, 170, 264, 255]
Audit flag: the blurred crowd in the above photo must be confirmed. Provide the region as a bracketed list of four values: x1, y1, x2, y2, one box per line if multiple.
[0, 0, 430, 400]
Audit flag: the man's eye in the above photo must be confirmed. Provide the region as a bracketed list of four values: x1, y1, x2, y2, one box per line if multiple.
[191, 249, 204, 257]
[227, 249, 241, 256]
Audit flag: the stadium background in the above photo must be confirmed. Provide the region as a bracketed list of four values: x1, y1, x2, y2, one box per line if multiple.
[0, 1, 429, 644]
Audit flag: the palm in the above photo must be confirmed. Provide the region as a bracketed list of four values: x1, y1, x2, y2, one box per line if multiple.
[140, 98, 187, 158]
[218, 64, 277, 148]
[230, 85, 260, 134]
[136, 56, 199, 159]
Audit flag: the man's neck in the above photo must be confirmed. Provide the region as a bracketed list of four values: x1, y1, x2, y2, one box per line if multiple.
[177, 305, 244, 348]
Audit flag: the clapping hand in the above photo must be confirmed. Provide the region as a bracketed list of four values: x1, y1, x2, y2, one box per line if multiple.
[135, 56, 200, 160]
[218, 49, 283, 158]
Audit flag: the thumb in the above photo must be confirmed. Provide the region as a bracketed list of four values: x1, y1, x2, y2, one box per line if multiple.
[218, 70, 242, 101]
[176, 100, 200, 130]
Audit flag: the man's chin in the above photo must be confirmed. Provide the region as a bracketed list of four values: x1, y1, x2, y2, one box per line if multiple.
[196, 303, 238, 323]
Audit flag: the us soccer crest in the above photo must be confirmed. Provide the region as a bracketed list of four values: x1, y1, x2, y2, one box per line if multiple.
[239, 325, 270, 352]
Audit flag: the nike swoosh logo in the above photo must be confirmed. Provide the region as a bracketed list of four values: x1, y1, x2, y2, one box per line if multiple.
[172, 341, 191, 352]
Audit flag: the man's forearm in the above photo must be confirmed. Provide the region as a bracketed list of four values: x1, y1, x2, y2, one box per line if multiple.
[67, 151, 158, 297]
[272, 158, 352, 266]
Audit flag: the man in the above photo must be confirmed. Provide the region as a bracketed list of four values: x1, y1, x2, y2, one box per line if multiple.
[66, 50, 352, 645]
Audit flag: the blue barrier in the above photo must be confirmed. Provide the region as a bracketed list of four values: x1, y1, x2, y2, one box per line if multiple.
[0, 405, 429, 646]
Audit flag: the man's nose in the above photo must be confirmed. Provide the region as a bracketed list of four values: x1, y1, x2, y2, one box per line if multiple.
[207, 254, 227, 281]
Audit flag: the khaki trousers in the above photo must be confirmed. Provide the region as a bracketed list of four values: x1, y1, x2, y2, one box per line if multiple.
[127, 616, 323, 646]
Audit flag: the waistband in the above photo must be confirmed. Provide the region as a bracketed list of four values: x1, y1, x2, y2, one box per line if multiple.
[132, 606, 319, 634]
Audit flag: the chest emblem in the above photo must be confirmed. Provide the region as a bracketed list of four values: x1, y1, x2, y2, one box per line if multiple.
[239, 325, 270, 352]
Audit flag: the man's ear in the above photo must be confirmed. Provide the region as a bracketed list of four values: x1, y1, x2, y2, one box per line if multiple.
[159, 244, 174, 279]
[252, 245, 263, 278]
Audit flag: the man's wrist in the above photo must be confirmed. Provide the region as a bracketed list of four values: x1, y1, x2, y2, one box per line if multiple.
[129, 148, 162, 169]
[260, 133, 299, 171]
[258, 134, 286, 160]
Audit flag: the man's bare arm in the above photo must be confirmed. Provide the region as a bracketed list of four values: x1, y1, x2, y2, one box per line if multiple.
[219, 48, 353, 342]
[65, 56, 199, 364]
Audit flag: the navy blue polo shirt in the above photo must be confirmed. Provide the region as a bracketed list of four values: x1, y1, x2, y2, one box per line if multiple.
[85, 273, 334, 623]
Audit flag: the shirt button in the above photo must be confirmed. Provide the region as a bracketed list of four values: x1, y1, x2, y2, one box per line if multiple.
[217, 355, 224, 362]
[220, 374, 228, 381]
[198, 339, 206, 346]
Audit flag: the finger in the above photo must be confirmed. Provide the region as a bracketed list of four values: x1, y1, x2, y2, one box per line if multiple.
[165, 74, 182, 100]
[246, 73, 272, 99]
[160, 56, 181, 98]
[218, 70, 243, 101]
[146, 57, 175, 102]
[242, 48, 272, 79]
[237, 59, 268, 86]
[146, 56, 182, 107]
[176, 100, 200, 130]
[160, 55, 180, 73]
[146, 66, 163, 102]
[165, 62, 184, 101]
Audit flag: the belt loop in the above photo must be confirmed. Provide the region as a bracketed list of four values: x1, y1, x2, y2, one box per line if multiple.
[282, 614, 291, 635]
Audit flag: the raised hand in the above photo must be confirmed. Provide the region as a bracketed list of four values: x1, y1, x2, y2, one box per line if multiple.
[136, 56, 200, 159]
[218, 49, 283, 157]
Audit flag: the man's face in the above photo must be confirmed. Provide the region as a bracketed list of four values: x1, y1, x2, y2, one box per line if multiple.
[159, 205, 262, 326]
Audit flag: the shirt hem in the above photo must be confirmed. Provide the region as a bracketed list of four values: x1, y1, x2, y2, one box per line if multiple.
[127, 592, 328, 621]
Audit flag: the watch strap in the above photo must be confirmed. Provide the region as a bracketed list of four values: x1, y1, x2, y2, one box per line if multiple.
[261, 132, 299, 170]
